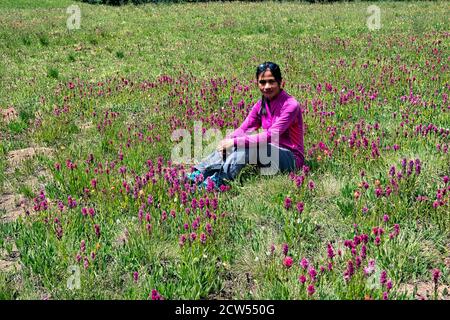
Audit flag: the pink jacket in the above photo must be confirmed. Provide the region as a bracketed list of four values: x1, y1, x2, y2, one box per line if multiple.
[226, 89, 305, 169]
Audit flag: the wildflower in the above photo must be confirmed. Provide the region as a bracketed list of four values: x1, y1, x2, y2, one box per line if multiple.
[374, 236, 381, 246]
[151, 289, 163, 300]
[361, 245, 367, 259]
[80, 240, 86, 252]
[270, 244, 275, 255]
[383, 214, 390, 222]
[133, 271, 139, 283]
[309, 267, 317, 282]
[284, 197, 292, 210]
[382, 292, 389, 300]
[190, 232, 197, 242]
[444, 176, 449, 184]
[307, 284, 315, 296]
[90, 252, 96, 260]
[327, 262, 333, 271]
[205, 223, 212, 235]
[83, 257, 89, 269]
[283, 256, 293, 268]
[308, 180, 315, 191]
[179, 234, 187, 247]
[364, 260, 376, 276]
[327, 243, 335, 259]
[298, 275, 307, 284]
[146, 223, 152, 234]
[76, 253, 82, 263]
[300, 258, 309, 269]
[200, 233, 207, 244]
[88, 207, 95, 218]
[386, 280, 393, 292]
[380, 270, 387, 285]
[296, 202, 304, 213]
[282, 243, 289, 256]
[94, 224, 101, 238]
[432, 268, 441, 284]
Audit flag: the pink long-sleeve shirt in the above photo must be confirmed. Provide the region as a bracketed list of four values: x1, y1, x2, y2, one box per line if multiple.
[226, 89, 305, 169]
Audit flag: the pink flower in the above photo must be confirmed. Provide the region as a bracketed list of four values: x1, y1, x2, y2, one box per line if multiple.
[284, 197, 292, 210]
[283, 256, 293, 268]
[133, 271, 139, 283]
[296, 202, 304, 213]
[432, 268, 441, 284]
[300, 258, 309, 269]
[307, 284, 315, 296]
[151, 289, 163, 300]
[282, 243, 289, 256]
[298, 275, 306, 284]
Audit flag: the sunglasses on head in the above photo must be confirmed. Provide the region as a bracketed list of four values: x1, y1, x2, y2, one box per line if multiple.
[258, 62, 276, 71]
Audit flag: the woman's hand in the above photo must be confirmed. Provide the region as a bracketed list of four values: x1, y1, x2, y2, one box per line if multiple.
[216, 139, 234, 152]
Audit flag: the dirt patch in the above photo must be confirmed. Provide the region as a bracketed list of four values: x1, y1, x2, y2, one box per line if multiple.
[0, 193, 31, 223]
[1, 107, 18, 124]
[399, 281, 450, 300]
[0, 238, 21, 273]
[7, 147, 54, 169]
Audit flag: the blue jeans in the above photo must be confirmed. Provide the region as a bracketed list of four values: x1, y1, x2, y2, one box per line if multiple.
[194, 143, 296, 182]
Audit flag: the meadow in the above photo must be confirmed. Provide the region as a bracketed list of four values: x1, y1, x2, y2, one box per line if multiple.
[0, 0, 449, 299]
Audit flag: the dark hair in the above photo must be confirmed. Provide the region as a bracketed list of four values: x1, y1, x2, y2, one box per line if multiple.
[256, 62, 283, 116]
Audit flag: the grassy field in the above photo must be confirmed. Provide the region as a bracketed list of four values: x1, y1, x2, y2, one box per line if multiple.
[0, 0, 449, 299]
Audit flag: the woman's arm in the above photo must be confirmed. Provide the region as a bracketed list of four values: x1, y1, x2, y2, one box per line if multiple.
[225, 100, 262, 139]
[233, 100, 299, 147]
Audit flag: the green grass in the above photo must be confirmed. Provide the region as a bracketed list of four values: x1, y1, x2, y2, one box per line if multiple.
[0, 0, 449, 300]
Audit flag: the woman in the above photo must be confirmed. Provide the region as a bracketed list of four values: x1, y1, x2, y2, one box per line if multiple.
[189, 61, 304, 188]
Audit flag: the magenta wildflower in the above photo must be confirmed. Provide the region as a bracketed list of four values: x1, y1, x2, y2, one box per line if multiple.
[300, 258, 309, 269]
[151, 289, 163, 300]
[444, 176, 449, 184]
[309, 267, 317, 282]
[283, 256, 293, 268]
[386, 280, 393, 291]
[382, 292, 388, 300]
[298, 275, 307, 284]
[190, 232, 197, 242]
[205, 223, 212, 235]
[380, 270, 387, 285]
[327, 243, 335, 259]
[307, 284, 315, 296]
[94, 224, 101, 238]
[296, 202, 304, 213]
[200, 233, 207, 244]
[83, 257, 89, 269]
[80, 240, 86, 252]
[282, 243, 289, 256]
[284, 197, 292, 210]
[383, 214, 390, 222]
[374, 236, 381, 246]
[432, 268, 441, 284]
[179, 234, 187, 247]
[133, 271, 139, 283]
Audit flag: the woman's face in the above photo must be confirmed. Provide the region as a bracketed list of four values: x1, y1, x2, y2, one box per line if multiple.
[258, 69, 281, 101]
